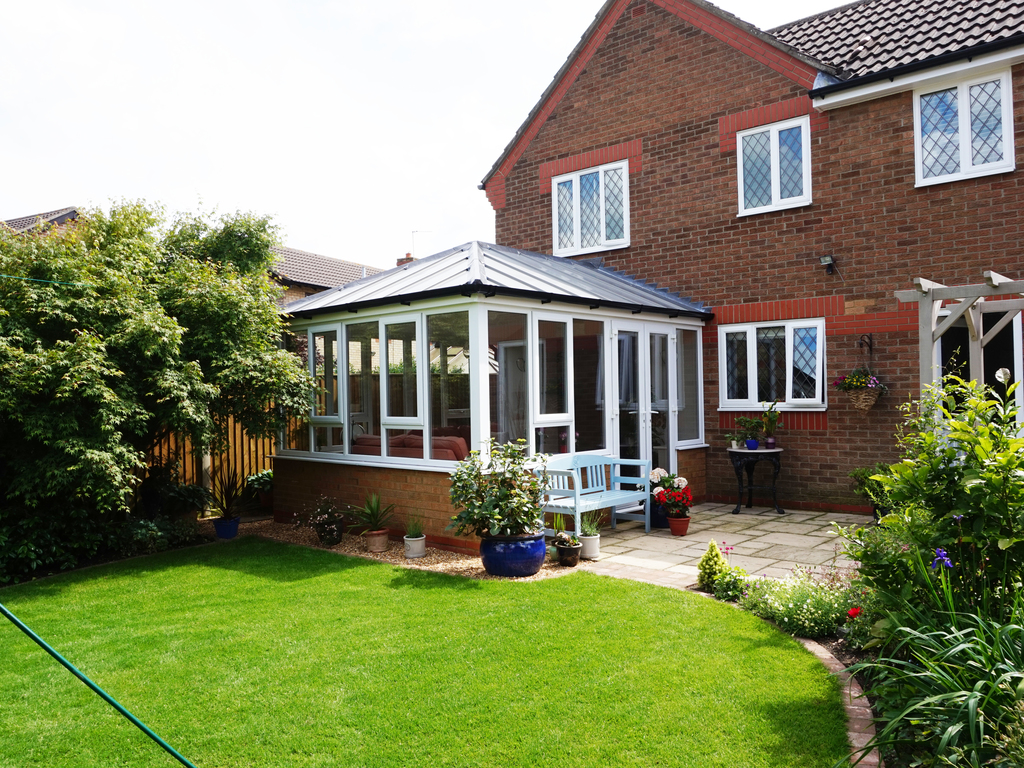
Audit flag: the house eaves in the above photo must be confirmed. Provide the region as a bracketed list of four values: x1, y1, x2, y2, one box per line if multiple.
[285, 241, 712, 320]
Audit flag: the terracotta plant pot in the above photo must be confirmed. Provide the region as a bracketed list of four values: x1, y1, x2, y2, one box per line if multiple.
[667, 516, 691, 536]
[364, 529, 389, 553]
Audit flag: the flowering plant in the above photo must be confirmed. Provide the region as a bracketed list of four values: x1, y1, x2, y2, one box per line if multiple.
[650, 468, 692, 517]
[832, 367, 888, 394]
[653, 485, 693, 518]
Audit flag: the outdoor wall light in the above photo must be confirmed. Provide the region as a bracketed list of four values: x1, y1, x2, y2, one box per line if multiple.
[819, 254, 836, 274]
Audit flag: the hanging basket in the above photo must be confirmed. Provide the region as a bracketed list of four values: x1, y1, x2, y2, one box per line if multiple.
[847, 388, 881, 411]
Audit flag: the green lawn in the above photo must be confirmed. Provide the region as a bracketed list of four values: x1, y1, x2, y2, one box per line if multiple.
[0, 538, 850, 767]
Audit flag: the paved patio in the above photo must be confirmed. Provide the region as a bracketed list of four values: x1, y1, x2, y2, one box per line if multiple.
[586, 501, 867, 590]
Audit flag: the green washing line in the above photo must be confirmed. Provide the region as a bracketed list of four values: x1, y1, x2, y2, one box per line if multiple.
[0, 601, 198, 768]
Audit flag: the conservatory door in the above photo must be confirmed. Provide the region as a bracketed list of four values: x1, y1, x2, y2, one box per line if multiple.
[612, 323, 673, 476]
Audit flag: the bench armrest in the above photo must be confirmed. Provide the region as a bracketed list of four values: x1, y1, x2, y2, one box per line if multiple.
[610, 458, 651, 491]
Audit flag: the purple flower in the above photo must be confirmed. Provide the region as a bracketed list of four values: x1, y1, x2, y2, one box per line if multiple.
[931, 548, 953, 569]
[953, 515, 964, 522]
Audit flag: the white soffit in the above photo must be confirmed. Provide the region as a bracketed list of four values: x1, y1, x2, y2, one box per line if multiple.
[813, 44, 1024, 111]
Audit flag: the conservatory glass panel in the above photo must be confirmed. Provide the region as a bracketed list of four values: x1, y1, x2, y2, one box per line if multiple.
[489, 312, 528, 445]
[385, 321, 417, 418]
[428, 312, 470, 461]
[538, 320, 567, 415]
[676, 329, 699, 441]
[347, 321, 381, 455]
[312, 330, 339, 418]
[573, 319, 605, 451]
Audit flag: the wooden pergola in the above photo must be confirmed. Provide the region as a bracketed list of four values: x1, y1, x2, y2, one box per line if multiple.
[895, 270, 1024, 391]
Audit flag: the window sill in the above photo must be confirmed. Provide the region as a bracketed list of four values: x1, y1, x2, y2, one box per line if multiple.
[736, 198, 812, 217]
[274, 451, 458, 473]
[914, 162, 1015, 188]
[717, 404, 827, 412]
[552, 241, 630, 258]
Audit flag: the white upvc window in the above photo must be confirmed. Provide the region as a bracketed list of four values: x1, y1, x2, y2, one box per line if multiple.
[718, 318, 826, 410]
[736, 115, 812, 216]
[914, 69, 1015, 186]
[551, 160, 630, 256]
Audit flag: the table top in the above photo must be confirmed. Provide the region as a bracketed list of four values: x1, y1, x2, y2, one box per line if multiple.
[726, 447, 783, 453]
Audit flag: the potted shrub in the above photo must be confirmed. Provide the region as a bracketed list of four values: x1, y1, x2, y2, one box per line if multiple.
[734, 416, 763, 450]
[448, 439, 548, 577]
[724, 432, 741, 450]
[658, 479, 693, 536]
[404, 516, 426, 559]
[298, 495, 346, 546]
[246, 470, 275, 518]
[209, 466, 257, 540]
[348, 494, 396, 553]
[760, 401, 782, 449]
[578, 509, 602, 560]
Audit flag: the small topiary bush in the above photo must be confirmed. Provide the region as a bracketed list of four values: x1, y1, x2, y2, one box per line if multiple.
[738, 567, 857, 638]
[697, 540, 729, 592]
[713, 565, 750, 602]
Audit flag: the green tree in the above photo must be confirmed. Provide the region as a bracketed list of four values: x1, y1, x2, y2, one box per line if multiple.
[0, 202, 314, 580]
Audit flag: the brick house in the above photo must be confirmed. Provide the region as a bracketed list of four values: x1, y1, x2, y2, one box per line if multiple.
[481, 0, 1024, 513]
[274, 0, 1024, 546]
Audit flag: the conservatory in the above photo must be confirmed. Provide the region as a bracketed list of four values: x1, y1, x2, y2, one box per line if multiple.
[275, 242, 712, 537]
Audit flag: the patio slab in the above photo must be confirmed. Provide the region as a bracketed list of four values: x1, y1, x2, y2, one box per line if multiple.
[586, 502, 867, 590]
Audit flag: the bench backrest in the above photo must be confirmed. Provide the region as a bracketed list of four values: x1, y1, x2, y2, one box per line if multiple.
[544, 454, 611, 496]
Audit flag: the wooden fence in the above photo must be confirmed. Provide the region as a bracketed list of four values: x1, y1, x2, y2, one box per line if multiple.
[148, 419, 275, 487]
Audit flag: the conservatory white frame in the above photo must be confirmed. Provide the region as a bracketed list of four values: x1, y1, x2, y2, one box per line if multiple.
[283, 295, 706, 474]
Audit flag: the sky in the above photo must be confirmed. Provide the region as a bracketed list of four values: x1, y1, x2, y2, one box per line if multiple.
[1, 0, 844, 271]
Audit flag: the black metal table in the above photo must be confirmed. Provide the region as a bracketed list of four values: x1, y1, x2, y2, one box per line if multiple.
[727, 447, 785, 514]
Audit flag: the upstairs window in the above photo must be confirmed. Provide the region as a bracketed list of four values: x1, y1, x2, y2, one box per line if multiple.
[914, 70, 1015, 186]
[551, 160, 630, 256]
[736, 116, 812, 216]
[718, 319, 825, 409]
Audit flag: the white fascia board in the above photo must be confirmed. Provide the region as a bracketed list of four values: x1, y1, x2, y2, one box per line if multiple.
[812, 44, 1024, 111]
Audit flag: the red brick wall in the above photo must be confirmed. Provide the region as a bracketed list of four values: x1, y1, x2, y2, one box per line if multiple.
[273, 457, 479, 553]
[490, 0, 1024, 511]
[676, 447, 706, 502]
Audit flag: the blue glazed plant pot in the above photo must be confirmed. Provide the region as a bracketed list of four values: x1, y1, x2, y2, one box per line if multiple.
[212, 516, 240, 540]
[649, 499, 671, 529]
[745, 438, 760, 450]
[479, 533, 546, 577]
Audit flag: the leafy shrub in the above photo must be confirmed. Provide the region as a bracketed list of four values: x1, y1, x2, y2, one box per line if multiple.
[448, 439, 548, 537]
[712, 565, 750, 602]
[0, 504, 112, 583]
[849, 462, 893, 515]
[738, 567, 856, 638]
[839, 375, 1024, 628]
[117, 515, 203, 558]
[697, 540, 728, 591]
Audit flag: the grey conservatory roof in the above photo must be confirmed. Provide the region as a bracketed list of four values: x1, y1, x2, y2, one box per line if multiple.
[285, 241, 712, 319]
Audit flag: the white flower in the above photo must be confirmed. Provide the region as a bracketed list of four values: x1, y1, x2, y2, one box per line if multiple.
[653, 486, 667, 498]
[650, 468, 668, 483]
[673, 476, 688, 489]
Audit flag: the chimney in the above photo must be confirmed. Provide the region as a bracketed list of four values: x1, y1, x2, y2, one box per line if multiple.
[397, 252, 414, 267]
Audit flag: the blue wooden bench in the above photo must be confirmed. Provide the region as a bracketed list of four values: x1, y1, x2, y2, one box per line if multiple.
[537, 454, 652, 535]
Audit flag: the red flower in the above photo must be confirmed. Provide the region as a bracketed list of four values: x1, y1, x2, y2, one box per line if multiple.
[847, 607, 862, 620]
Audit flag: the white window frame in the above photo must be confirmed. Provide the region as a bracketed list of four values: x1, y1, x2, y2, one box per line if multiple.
[736, 115, 812, 217]
[913, 69, 1015, 187]
[551, 160, 630, 257]
[718, 318, 826, 411]
[308, 324, 343, 424]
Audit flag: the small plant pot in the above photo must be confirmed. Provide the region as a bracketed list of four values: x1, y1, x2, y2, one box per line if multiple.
[649, 500, 671, 529]
[745, 438, 760, 450]
[364, 529, 389, 553]
[479, 533, 546, 577]
[555, 542, 582, 567]
[314, 520, 344, 547]
[764, 437, 776, 450]
[404, 535, 426, 559]
[579, 534, 600, 560]
[212, 516, 240, 541]
[730, 441, 740, 450]
[667, 516, 691, 536]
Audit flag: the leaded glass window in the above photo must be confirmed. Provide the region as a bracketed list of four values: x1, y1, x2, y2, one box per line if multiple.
[551, 160, 630, 255]
[737, 115, 811, 215]
[916, 72, 1014, 185]
[720, 319, 825, 408]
